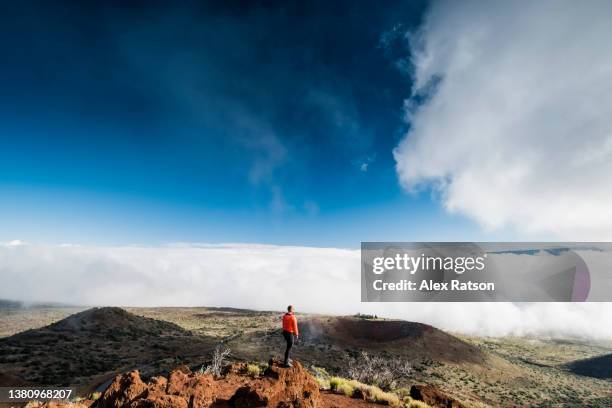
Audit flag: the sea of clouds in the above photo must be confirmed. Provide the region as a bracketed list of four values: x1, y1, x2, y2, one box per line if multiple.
[2, 241, 612, 340]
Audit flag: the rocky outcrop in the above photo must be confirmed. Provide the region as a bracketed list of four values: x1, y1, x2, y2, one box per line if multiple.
[99, 371, 149, 408]
[24, 361, 466, 408]
[98, 359, 319, 408]
[229, 360, 319, 408]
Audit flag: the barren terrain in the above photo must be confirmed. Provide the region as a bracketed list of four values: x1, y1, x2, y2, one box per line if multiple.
[0, 304, 610, 407]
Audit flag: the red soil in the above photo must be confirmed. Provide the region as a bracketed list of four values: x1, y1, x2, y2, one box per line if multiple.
[320, 392, 383, 407]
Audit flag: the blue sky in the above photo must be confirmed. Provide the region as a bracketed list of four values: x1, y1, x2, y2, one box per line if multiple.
[1, 0, 611, 337]
[0, 0, 513, 246]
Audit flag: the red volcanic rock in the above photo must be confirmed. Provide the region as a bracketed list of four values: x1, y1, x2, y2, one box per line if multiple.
[94, 360, 319, 408]
[26, 359, 451, 408]
[147, 376, 168, 395]
[229, 360, 319, 407]
[100, 370, 148, 408]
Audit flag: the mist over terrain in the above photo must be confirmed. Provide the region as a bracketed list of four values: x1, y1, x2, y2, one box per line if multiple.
[2, 241, 611, 340]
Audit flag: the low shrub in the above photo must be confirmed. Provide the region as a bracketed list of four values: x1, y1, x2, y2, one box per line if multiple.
[337, 382, 355, 397]
[347, 351, 412, 390]
[201, 344, 231, 377]
[360, 384, 400, 406]
[246, 363, 261, 377]
[310, 366, 331, 389]
[329, 376, 344, 391]
[330, 376, 403, 407]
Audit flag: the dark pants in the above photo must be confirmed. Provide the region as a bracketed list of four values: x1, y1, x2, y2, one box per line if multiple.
[282, 330, 294, 365]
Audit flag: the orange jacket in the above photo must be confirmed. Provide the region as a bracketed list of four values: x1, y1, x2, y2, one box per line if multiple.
[282, 312, 299, 335]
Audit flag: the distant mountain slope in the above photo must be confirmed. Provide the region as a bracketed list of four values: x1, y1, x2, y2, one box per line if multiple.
[0, 307, 217, 388]
[0, 298, 77, 309]
[566, 353, 612, 379]
[45, 307, 185, 335]
[0, 299, 23, 309]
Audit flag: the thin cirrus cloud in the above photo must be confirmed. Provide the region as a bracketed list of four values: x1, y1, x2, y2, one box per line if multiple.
[2, 241, 612, 339]
[394, 0, 612, 239]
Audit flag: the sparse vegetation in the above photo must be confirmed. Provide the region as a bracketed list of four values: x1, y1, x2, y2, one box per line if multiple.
[405, 400, 430, 408]
[1, 306, 611, 408]
[310, 365, 331, 389]
[202, 344, 231, 377]
[336, 381, 355, 398]
[355, 313, 378, 320]
[329, 376, 344, 391]
[246, 362, 261, 377]
[347, 351, 412, 390]
[329, 376, 410, 407]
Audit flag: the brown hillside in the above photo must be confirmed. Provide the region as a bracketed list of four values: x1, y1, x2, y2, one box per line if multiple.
[0, 308, 217, 388]
[566, 353, 612, 379]
[299, 317, 485, 364]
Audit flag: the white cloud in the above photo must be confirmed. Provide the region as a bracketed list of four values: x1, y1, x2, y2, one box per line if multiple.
[394, 1, 612, 239]
[6, 240, 27, 247]
[1, 242, 611, 339]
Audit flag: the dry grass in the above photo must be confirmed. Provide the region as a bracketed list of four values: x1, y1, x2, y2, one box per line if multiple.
[246, 363, 261, 377]
[329, 376, 419, 407]
[405, 401, 430, 408]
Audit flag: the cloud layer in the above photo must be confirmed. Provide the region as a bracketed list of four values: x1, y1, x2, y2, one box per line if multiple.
[2, 242, 612, 339]
[394, 1, 612, 239]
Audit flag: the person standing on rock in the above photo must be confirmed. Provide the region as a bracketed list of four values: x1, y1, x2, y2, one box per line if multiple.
[282, 305, 299, 367]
